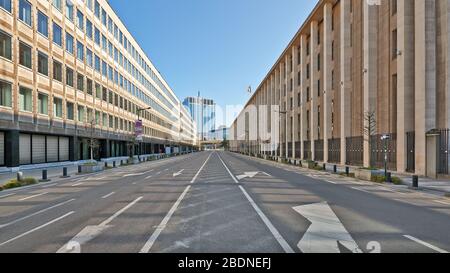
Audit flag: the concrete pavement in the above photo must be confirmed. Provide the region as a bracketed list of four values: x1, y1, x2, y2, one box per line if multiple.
[0, 151, 449, 253]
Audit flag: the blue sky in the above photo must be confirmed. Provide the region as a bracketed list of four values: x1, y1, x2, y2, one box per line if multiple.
[109, 0, 318, 125]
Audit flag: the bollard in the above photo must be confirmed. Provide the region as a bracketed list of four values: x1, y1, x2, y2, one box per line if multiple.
[412, 175, 419, 189]
[78, 165, 82, 174]
[61, 167, 70, 178]
[40, 170, 50, 182]
[323, 163, 326, 171]
[345, 166, 350, 176]
[105, 162, 108, 168]
[334, 165, 337, 173]
[17, 172, 24, 182]
[121, 160, 123, 166]
[113, 161, 116, 168]
[386, 172, 392, 183]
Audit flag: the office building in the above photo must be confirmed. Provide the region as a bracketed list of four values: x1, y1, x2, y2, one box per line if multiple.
[183, 96, 216, 141]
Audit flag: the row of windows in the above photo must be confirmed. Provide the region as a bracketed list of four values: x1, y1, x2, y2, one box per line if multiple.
[1, 0, 178, 121]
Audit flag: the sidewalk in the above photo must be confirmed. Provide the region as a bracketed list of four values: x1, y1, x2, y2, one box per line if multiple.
[395, 174, 450, 194]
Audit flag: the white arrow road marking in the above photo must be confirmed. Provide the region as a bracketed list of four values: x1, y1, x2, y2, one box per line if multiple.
[293, 202, 362, 253]
[236, 172, 266, 180]
[57, 197, 142, 253]
[173, 169, 185, 177]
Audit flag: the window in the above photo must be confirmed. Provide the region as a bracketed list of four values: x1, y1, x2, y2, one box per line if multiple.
[86, 0, 92, 11]
[317, 54, 321, 71]
[66, 0, 73, 21]
[392, 0, 397, 15]
[76, 41, 84, 61]
[392, 29, 398, 60]
[95, 83, 101, 99]
[86, 48, 93, 67]
[53, 97, 63, 118]
[19, 42, 32, 68]
[0, 80, 12, 107]
[94, 27, 100, 45]
[19, 0, 32, 26]
[77, 74, 84, 91]
[77, 105, 84, 122]
[53, 60, 62, 82]
[94, 54, 100, 71]
[102, 87, 107, 102]
[95, 110, 100, 125]
[101, 9, 107, 26]
[0, 0, 11, 12]
[37, 52, 48, 76]
[86, 78, 93, 95]
[102, 113, 107, 126]
[66, 68, 74, 87]
[67, 102, 74, 120]
[38, 93, 48, 115]
[52, 0, 62, 11]
[19, 86, 32, 112]
[37, 11, 48, 37]
[94, 1, 100, 18]
[86, 19, 92, 39]
[53, 23, 62, 46]
[0, 30, 12, 60]
[76, 9, 84, 30]
[66, 33, 74, 54]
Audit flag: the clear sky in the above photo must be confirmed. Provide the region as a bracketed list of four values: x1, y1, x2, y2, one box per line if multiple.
[109, 0, 318, 126]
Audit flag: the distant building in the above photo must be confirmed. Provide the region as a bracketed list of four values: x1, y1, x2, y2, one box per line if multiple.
[208, 126, 229, 141]
[183, 97, 216, 141]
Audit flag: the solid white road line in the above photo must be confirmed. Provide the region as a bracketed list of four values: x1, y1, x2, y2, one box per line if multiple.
[217, 154, 295, 254]
[41, 183, 58, 188]
[434, 200, 450, 206]
[100, 196, 143, 227]
[71, 182, 85, 187]
[145, 175, 152, 180]
[404, 235, 449, 253]
[19, 192, 49, 201]
[101, 192, 115, 199]
[0, 193, 16, 199]
[0, 199, 76, 229]
[351, 187, 372, 194]
[0, 211, 75, 247]
[140, 153, 212, 253]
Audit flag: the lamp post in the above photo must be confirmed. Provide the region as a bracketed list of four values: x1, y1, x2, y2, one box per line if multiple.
[381, 134, 391, 180]
[136, 106, 152, 158]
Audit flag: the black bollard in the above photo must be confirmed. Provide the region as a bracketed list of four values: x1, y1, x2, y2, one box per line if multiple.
[412, 175, 419, 188]
[78, 165, 82, 174]
[61, 167, 70, 178]
[334, 165, 337, 173]
[386, 172, 392, 183]
[40, 170, 50, 182]
[345, 166, 350, 176]
[323, 163, 326, 171]
[113, 161, 116, 168]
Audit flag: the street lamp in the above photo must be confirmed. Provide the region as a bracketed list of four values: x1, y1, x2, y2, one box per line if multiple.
[136, 106, 152, 158]
[381, 134, 391, 180]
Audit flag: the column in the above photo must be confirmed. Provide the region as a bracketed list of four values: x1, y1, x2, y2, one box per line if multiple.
[69, 136, 80, 162]
[311, 20, 318, 161]
[323, 3, 333, 163]
[363, 0, 378, 167]
[292, 45, 299, 159]
[340, 0, 352, 166]
[300, 35, 308, 160]
[414, 0, 437, 176]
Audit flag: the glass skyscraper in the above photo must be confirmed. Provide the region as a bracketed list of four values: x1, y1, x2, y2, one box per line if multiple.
[183, 97, 216, 141]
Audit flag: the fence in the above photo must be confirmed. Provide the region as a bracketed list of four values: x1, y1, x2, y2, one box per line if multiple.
[346, 136, 363, 166]
[438, 129, 449, 175]
[328, 138, 341, 163]
[370, 133, 397, 171]
[314, 140, 324, 162]
[303, 141, 311, 160]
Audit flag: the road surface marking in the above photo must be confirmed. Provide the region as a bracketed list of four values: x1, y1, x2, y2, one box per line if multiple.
[325, 180, 338, 184]
[0, 212, 75, 247]
[404, 235, 449, 253]
[145, 175, 152, 180]
[156, 171, 161, 175]
[19, 192, 48, 201]
[217, 154, 294, 254]
[140, 153, 212, 253]
[173, 169, 185, 177]
[0, 193, 16, 199]
[0, 199, 75, 229]
[101, 192, 115, 199]
[236, 172, 260, 180]
[293, 202, 361, 253]
[351, 187, 372, 194]
[434, 200, 450, 206]
[123, 173, 145, 178]
[57, 197, 142, 253]
[71, 182, 85, 187]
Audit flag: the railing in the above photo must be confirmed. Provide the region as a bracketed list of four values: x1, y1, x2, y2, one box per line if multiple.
[328, 138, 341, 163]
[370, 133, 397, 171]
[303, 141, 311, 160]
[438, 129, 449, 175]
[295, 141, 301, 159]
[314, 140, 324, 162]
[346, 136, 363, 166]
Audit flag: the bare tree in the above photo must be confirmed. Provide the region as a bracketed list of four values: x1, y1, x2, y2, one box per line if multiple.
[363, 111, 377, 165]
[83, 119, 100, 162]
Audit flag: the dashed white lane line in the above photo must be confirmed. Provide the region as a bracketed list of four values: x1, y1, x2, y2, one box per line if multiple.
[404, 235, 449, 253]
[0, 211, 75, 247]
[19, 192, 49, 201]
[41, 183, 58, 188]
[434, 200, 450, 206]
[71, 182, 85, 187]
[145, 175, 152, 180]
[0, 199, 76, 229]
[217, 154, 295, 254]
[351, 187, 372, 194]
[140, 153, 212, 253]
[100, 197, 143, 227]
[0, 193, 16, 199]
[101, 192, 115, 199]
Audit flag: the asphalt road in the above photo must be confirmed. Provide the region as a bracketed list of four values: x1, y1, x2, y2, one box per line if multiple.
[0, 151, 449, 253]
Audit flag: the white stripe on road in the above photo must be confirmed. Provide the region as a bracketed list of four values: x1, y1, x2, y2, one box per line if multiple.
[351, 187, 372, 194]
[217, 154, 295, 254]
[19, 192, 48, 201]
[145, 175, 152, 180]
[41, 183, 58, 188]
[100, 196, 143, 227]
[140, 153, 212, 253]
[434, 200, 450, 206]
[404, 235, 449, 253]
[71, 182, 85, 187]
[101, 192, 115, 199]
[0, 199, 75, 229]
[0, 212, 75, 247]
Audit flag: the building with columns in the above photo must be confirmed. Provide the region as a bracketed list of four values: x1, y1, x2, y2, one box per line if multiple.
[0, 0, 197, 167]
[229, 0, 450, 178]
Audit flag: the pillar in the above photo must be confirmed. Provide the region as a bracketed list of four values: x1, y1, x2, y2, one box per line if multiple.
[324, 2, 333, 163]
[310, 20, 318, 161]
